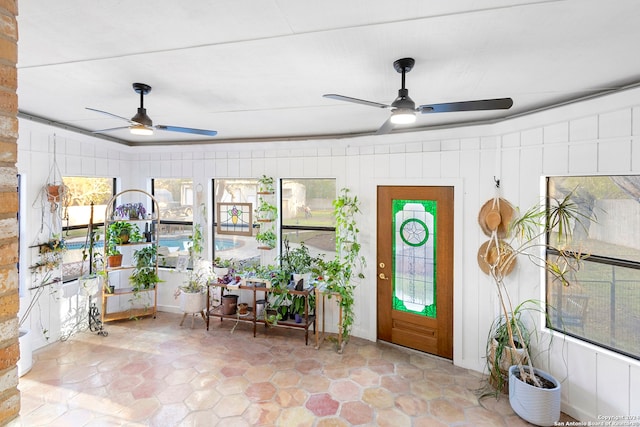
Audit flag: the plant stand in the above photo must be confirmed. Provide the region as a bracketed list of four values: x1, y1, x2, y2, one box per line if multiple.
[314, 288, 345, 353]
[179, 311, 207, 328]
[206, 279, 315, 345]
[179, 292, 207, 328]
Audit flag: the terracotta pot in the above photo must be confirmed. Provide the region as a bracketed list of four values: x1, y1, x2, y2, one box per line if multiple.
[107, 254, 123, 268]
[46, 184, 62, 203]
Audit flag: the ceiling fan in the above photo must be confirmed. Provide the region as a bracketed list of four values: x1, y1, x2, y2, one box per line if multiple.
[324, 58, 513, 134]
[87, 83, 218, 137]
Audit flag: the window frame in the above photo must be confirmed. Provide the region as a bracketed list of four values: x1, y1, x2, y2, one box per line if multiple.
[60, 177, 116, 282]
[151, 178, 194, 270]
[279, 177, 337, 256]
[545, 175, 640, 361]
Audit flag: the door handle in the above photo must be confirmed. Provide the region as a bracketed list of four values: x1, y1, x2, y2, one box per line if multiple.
[378, 273, 389, 280]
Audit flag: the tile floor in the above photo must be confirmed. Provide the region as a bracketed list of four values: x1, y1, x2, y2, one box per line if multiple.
[11, 312, 572, 426]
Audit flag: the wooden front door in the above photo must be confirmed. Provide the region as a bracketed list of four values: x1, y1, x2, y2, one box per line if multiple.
[376, 186, 454, 359]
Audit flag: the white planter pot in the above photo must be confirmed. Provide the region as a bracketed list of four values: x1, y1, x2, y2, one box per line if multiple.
[179, 292, 206, 314]
[80, 276, 101, 297]
[509, 365, 561, 426]
[213, 267, 229, 278]
[18, 328, 33, 377]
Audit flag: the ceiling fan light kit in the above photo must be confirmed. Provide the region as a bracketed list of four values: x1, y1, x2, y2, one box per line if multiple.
[324, 57, 513, 134]
[130, 124, 153, 135]
[390, 108, 416, 124]
[87, 82, 217, 138]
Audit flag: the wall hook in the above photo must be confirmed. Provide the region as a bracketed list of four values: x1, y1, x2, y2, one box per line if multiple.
[493, 176, 500, 188]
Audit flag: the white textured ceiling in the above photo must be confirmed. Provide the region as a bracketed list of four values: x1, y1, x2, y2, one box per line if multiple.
[16, 0, 640, 145]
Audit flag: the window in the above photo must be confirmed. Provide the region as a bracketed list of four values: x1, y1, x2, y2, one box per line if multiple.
[152, 179, 193, 268]
[212, 178, 261, 267]
[210, 178, 337, 268]
[546, 176, 640, 360]
[61, 177, 115, 281]
[281, 178, 337, 262]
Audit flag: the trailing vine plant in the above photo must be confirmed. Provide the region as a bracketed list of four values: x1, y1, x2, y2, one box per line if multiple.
[323, 188, 366, 348]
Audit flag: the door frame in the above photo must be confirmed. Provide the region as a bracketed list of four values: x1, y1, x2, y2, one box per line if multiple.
[366, 178, 464, 364]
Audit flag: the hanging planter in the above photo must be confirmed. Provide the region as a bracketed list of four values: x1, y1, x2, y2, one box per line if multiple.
[257, 174, 275, 193]
[46, 184, 66, 203]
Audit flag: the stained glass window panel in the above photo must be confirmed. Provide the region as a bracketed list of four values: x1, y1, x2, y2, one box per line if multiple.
[392, 199, 437, 318]
[216, 202, 253, 236]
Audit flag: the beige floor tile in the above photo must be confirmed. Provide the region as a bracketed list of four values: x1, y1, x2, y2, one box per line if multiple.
[12, 311, 576, 426]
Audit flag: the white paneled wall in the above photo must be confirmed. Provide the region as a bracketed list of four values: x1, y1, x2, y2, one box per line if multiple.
[17, 85, 640, 421]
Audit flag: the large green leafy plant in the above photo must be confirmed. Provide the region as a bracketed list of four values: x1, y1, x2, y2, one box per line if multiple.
[318, 188, 366, 347]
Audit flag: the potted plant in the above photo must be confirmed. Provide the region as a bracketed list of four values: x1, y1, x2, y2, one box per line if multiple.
[107, 221, 141, 246]
[256, 229, 277, 249]
[318, 188, 366, 350]
[257, 174, 275, 193]
[486, 301, 533, 394]
[479, 191, 590, 426]
[45, 183, 67, 204]
[255, 197, 278, 221]
[175, 264, 210, 315]
[213, 256, 235, 278]
[37, 234, 67, 254]
[106, 222, 140, 268]
[280, 240, 319, 321]
[281, 240, 316, 286]
[174, 223, 211, 317]
[129, 245, 162, 292]
[114, 202, 146, 220]
[256, 265, 292, 320]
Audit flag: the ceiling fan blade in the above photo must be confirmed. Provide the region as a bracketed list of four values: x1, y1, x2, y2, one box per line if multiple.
[86, 107, 137, 124]
[323, 94, 390, 109]
[91, 126, 130, 134]
[375, 118, 395, 135]
[418, 97, 513, 114]
[156, 125, 218, 137]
